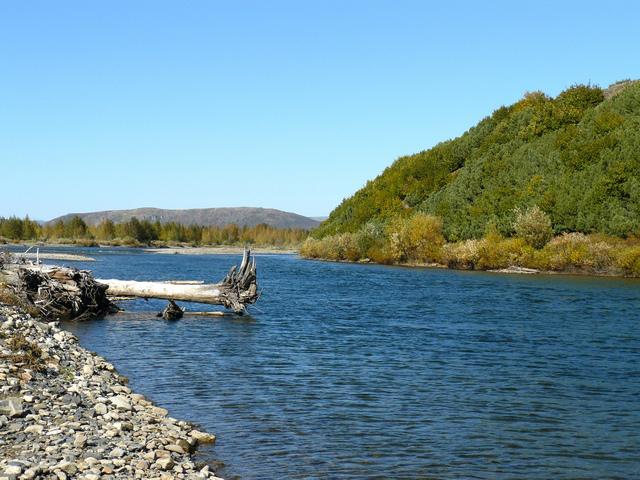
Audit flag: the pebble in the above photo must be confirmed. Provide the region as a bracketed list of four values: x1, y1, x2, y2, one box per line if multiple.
[4, 464, 22, 475]
[24, 424, 44, 434]
[74, 433, 88, 448]
[0, 397, 23, 418]
[110, 395, 132, 411]
[156, 457, 174, 470]
[0, 303, 222, 479]
[110, 447, 125, 458]
[190, 429, 217, 444]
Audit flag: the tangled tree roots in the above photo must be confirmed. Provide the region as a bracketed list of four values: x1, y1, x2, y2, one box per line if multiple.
[1, 249, 259, 319]
[1, 253, 116, 320]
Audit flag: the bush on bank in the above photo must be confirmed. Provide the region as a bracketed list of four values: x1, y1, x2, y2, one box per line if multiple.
[301, 212, 640, 277]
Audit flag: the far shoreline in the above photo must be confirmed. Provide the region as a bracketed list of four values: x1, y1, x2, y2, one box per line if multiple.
[302, 256, 640, 281]
[145, 246, 298, 255]
[5, 241, 639, 280]
[1, 242, 298, 256]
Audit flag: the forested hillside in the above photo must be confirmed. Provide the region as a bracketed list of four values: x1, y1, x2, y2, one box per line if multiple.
[303, 81, 640, 276]
[315, 80, 640, 240]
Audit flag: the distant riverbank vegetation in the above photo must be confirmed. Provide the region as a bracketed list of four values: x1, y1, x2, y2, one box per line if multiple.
[0, 216, 308, 248]
[302, 80, 640, 277]
[301, 210, 640, 276]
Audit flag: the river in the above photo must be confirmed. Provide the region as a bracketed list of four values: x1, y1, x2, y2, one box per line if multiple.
[49, 247, 640, 479]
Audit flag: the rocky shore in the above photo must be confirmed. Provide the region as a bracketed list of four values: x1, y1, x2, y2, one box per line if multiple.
[0, 303, 222, 480]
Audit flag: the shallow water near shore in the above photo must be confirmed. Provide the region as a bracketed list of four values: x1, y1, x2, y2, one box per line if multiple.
[48, 247, 640, 479]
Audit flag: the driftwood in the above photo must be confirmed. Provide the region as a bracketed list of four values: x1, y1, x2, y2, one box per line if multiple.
[157, 300, 184, 320]
[0, 249, 259, 319]
[97, 249, 258, 314]
[0, 252, 116, 320]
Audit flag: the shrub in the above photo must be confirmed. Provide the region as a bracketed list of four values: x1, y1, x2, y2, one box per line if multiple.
[355, 220, 386, 259]
[300, 234, 360, 261]
[335, 233, 360, 261]
[300, 238, 321, 258]
[443, 239, 482, 269]
[443, 231, 533, 271]
[115, 236, 143, 247]
[385, 213, 445, 263]
[534, 232, 588, 270]
[513, 206, 553, 249]
[367, 244, 397, 265]
[534, 233, 615, 272]
[72, 238, 99, 247]
[615, 246, 640, 276]
[475, 234, 532, 270]
[404, 213, 445, 262]
[6, 333, 45, 372]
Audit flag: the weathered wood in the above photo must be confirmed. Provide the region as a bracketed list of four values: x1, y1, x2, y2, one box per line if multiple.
[97, 249, 258, 314]
[157, 300, 184, 320]
[0, 253, 115, 320]
[184, 311, 228, 317]
[0, 249, 259, 318]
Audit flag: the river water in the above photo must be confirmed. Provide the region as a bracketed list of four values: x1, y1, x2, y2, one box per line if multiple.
[50, 247, 640, 479]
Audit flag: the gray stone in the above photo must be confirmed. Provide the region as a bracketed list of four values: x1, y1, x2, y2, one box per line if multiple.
[3, 464, 22, 475]
[24, 424, 44, 434]
[176, 438, 192, 453]
[73, 433, 87, 448]
[189, 429, 216, 444]
[155, 457, 174, 470]
[54, 470, 67, 480]
[0, 304, 216, 480]
[0, 397, 23, 418]
[110, 396, 132, 411]
[110, 447, 125, 458]
[21, 467, 39, 479]
[57, 462, 78, 475]
[166, 443, 187, 454]
[114, 421, 133, 431]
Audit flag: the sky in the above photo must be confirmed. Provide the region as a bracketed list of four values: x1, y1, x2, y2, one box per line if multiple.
[1, 1, 639, 220]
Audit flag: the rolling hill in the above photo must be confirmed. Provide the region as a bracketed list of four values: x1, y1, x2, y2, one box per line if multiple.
[49, 207, 320, 230]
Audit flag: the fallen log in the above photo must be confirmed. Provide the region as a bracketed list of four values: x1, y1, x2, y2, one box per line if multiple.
[97, 249, 258, 314]
[0, 249, 259, 319]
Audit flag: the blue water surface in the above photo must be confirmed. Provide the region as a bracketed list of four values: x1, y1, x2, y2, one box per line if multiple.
[43, 247, 640, 479]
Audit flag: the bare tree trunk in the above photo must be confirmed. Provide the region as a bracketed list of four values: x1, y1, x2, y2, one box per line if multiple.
[98, 249, 258, 313]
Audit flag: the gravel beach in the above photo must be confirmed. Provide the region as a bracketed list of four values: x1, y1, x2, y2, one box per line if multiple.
[0, 303, 223, 480]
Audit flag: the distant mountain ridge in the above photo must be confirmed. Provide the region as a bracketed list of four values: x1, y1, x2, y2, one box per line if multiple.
[49, 207, 320, 230]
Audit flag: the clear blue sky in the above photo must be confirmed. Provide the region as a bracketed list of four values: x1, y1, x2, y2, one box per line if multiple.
[2, 1, 639, 220]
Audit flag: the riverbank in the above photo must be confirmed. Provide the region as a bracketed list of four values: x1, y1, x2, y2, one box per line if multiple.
[0, 303, 222, 479]
[22, 252, 96, 262]
[2, 242, 296, 256]
[146, 246, 296, 255]
[304, 254, 640, 279]
[301, 231, 640, 279]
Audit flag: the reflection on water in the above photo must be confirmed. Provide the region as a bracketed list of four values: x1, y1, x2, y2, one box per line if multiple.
[59, 250, 640, 479]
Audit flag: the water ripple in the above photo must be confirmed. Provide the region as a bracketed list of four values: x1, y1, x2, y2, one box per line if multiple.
[62, 252, 640, 479]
